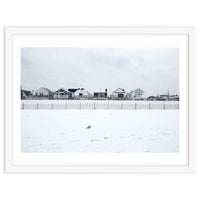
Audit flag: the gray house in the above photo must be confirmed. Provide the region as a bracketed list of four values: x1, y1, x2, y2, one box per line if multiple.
[21, 90, 32, 100]
[54, 88, 73, 99]
[34, 87, 54, 99]
[169, 95, 179, 101]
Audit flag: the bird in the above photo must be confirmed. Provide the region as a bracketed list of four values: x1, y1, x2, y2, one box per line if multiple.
[85, 125, 91, 129]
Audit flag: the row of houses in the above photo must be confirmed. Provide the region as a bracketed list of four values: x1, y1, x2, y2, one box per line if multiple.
[21, 87, 145, 100]
[147, 94, 179, 101]
[21, 87, 179, 101]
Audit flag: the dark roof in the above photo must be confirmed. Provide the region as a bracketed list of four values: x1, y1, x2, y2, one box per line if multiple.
[147, 96, 156, 98]
[21, 90, 32, 97]
[68, 88, 79, 93]
[55, 88, 67, 92]
[55, 88, 72, 94]
[160, 95, 168, 97]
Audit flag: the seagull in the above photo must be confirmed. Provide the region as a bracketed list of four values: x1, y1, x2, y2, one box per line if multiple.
[86, 125, 91, 129]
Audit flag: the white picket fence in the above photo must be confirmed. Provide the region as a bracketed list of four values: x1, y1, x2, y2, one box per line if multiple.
[21, 102, 179, 110]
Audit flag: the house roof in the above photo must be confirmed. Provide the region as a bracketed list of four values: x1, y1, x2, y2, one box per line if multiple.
[55, 88, 70, 93]
[36, 87, 53, 94]
[147, 96, 156, 98]
[68, 88, 79, 93]
[170, 94, 179, 97]
[160, 95, 168, 97]
[74, 88, 91, 96]
[41, 87, 52, 92]
[134, 88, 144, 93]
[94, 88, 107, 93]
[113, 88, 126, 93]
[22, 90, 32, 97]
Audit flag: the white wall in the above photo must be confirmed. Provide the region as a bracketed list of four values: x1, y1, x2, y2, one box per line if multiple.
[0, 0, 199, 200]
[35, 88, 49, 96]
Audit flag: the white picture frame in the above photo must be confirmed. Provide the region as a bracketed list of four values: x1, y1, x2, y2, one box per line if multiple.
[4, 26, 196, 173]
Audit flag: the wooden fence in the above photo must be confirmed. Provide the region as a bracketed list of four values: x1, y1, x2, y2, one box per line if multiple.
[21, 102, 179, 110]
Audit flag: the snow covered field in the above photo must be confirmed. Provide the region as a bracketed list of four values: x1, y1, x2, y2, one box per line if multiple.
[21, 110, 179, 153]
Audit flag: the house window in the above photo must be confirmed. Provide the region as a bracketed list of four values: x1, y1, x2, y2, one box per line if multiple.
[94, 93, 98, 97]
[99, 93, 106, 98]
[118, 94, 123, 98]
[79, 93, 83, 97]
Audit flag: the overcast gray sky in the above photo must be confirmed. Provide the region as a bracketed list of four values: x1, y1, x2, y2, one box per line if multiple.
[21, 47, 179, 96]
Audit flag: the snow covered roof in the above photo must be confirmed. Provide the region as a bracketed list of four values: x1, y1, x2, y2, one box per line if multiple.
[55, 88, 69, 92]
[35, 87, 53, 94]
[41, 87, 52, 92]
[94, 88, 107, 93]
[129, 90, 135, 94]
[74, 88, 91, 96]
[134, 88, 144, 93]
[113, 88, 126, 93]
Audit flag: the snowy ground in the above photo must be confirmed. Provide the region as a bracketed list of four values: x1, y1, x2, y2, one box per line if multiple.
[21, 110, 179, 153]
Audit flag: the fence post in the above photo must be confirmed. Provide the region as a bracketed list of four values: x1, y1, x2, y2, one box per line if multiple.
[37, 102, 39, 109]
[51, 103, 53, 110]
[80, 102, 81, 109]
[121, 103, 123, 110]
[163, 103, 165, 110]
[135, 103, 137, 110]
[22, 102, 24, 110]
[149, 103, 151, 110]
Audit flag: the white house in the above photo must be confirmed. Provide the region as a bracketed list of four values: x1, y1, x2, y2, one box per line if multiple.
[93, 89, 108, 100]
[111, 88, 127, 100]
[74, 88, 92, 99]
[35, 87, 54, 99]
[134, 88, 144, 100]
[128, 88, 144, 100]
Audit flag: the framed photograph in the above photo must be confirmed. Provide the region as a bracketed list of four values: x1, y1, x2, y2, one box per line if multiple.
[4, 27, 195, 173]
